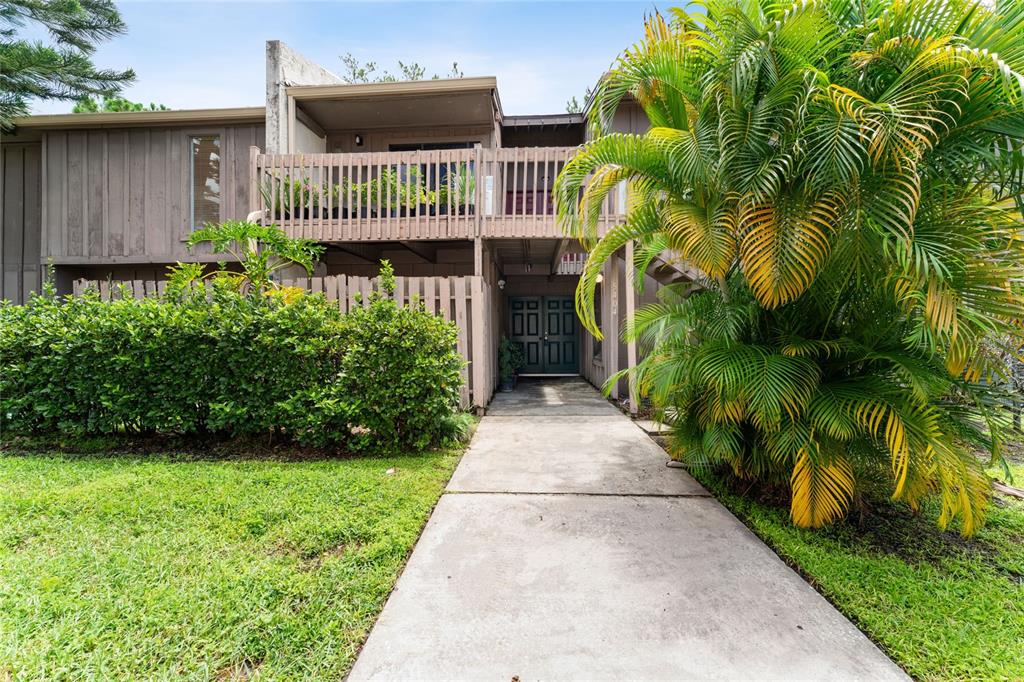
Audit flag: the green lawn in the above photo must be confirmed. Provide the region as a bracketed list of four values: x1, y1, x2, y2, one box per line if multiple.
[0, 449, 461, 680]
[692, 463, 1024, 681]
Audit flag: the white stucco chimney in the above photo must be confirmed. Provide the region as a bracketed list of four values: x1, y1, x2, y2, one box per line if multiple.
[265, 40, 344, 154]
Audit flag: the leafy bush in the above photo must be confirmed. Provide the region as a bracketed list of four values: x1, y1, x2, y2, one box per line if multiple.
[285, 261, 464, 452]
[0, 265, 463, 453]
[170, 221, 324, 295]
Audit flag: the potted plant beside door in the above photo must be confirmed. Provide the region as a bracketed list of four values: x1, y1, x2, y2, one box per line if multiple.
[498, 336, 524, 392]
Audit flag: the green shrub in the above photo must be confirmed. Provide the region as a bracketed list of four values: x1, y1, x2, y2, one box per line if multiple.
[0, 266, 463, 453]
[284, 261, 464, 452]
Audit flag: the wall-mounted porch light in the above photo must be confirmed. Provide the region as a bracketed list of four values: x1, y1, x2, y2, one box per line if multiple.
[498, 279, 506, 290]
[354, 134, 364, 147]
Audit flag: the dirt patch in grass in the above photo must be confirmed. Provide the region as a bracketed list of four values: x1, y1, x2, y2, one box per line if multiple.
[215, 659, 262, 681]
[706, 460, 1023, 580]
[271, 538, 367, 571]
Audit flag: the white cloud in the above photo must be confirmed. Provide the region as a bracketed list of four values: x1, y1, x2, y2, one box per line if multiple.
[26, 1, 643, 115]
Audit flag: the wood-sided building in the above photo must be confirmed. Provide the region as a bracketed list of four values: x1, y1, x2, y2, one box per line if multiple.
[1, 41, 692, 410]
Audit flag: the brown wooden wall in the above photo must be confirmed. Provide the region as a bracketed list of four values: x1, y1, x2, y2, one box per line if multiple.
[1, 143, 42, 303]
[326, 125, 495, 153]
[586, 100, 650, 140]
[41, 123, 264, 263]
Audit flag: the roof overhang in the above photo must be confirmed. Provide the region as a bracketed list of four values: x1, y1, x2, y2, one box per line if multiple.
[288, 77, 501, 132]
[503, 113, 584, 129]
[7, 106, 266, 130]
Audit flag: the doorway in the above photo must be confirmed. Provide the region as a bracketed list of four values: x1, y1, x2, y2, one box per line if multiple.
[509, 296, 578, 375]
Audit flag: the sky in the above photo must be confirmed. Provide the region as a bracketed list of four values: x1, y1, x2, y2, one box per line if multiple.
[29, 1, 659, 116]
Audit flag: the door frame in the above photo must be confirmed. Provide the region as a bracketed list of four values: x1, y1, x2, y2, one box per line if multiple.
[507, 295, 580, 376]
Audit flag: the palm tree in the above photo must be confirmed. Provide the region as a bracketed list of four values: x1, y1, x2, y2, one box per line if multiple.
[555, 0, 1024, 534]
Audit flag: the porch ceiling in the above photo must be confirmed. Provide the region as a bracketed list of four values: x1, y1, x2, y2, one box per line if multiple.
[290, 78, 498, 132]
[491, 238, 584, 274]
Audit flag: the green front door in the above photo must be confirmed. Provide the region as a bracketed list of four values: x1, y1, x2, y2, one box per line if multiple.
[509, 296, 578, 374]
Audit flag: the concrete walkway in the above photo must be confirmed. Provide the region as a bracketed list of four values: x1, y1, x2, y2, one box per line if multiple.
[349, 378, 907, 681]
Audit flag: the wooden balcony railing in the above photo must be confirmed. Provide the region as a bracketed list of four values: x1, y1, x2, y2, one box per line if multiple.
[249, 146, 625, 242]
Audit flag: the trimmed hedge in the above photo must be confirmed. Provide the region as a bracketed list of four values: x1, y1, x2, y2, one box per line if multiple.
[0, 280, 463, 453]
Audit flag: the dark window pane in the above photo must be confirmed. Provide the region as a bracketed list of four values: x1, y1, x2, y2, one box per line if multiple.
[191, 135, 221, 229]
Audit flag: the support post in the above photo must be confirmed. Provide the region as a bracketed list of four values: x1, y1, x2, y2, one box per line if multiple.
[607, 255, 620, 399]
[287, 96, 296, 154]
[473, 144, 483, 237]
[550, 238, 569, 277]
[473, 237, 484, 276]
[249, 146, 260, 220]
[471, 275, 487, 409]
[625, 240, 638, 414]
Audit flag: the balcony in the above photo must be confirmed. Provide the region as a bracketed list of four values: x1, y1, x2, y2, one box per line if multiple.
[249, 147, 625, 242]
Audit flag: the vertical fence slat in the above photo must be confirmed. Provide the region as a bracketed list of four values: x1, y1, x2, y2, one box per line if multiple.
[423, 277, 436, 314]
[403, 276, 414, 305]
[438, 277, 452, 321]
[453, 277, 469, 408]
[394, 276, 405, 307]
[347, 275, 358, 311]
[342, 274, 350, 313]
[471, 275, 486, 408]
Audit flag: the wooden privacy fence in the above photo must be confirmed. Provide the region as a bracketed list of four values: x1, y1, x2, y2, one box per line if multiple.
[73, 274, 498, 409]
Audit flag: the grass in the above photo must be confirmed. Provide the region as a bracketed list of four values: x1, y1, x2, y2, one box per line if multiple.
[0, 448, 462, 680]
[690, 462, 1024, 681]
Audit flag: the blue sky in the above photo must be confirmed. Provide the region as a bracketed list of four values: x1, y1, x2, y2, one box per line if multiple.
[30, 1, 658, 116]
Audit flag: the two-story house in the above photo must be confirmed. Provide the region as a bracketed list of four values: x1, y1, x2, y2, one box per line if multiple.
[1, 42, 692, 409]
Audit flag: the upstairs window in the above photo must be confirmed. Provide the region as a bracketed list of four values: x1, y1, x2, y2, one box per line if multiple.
[190, 135, 221, 229]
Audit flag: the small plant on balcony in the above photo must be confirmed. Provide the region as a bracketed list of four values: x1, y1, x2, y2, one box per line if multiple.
[382, 167, 436, 215]
[437, 164, 475, 215]
[326, 180, 349, 219]
[348, 177, 381, 217]
[260, 174, 322, 220]
[336, 168, 435, 218]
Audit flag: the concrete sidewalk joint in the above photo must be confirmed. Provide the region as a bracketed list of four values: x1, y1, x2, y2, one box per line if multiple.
[348, 377, 908, 681]
[444, 489, 714, 498]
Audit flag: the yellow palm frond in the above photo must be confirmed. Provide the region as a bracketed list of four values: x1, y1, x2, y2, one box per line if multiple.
[739, 191, 842, 307]
[663, 198, 738, 279]
[790, 446, 855, 528]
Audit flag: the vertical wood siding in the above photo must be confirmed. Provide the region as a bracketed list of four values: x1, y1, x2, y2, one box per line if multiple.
[0, 143, 42, 303]
[42, 124, 264, 262]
